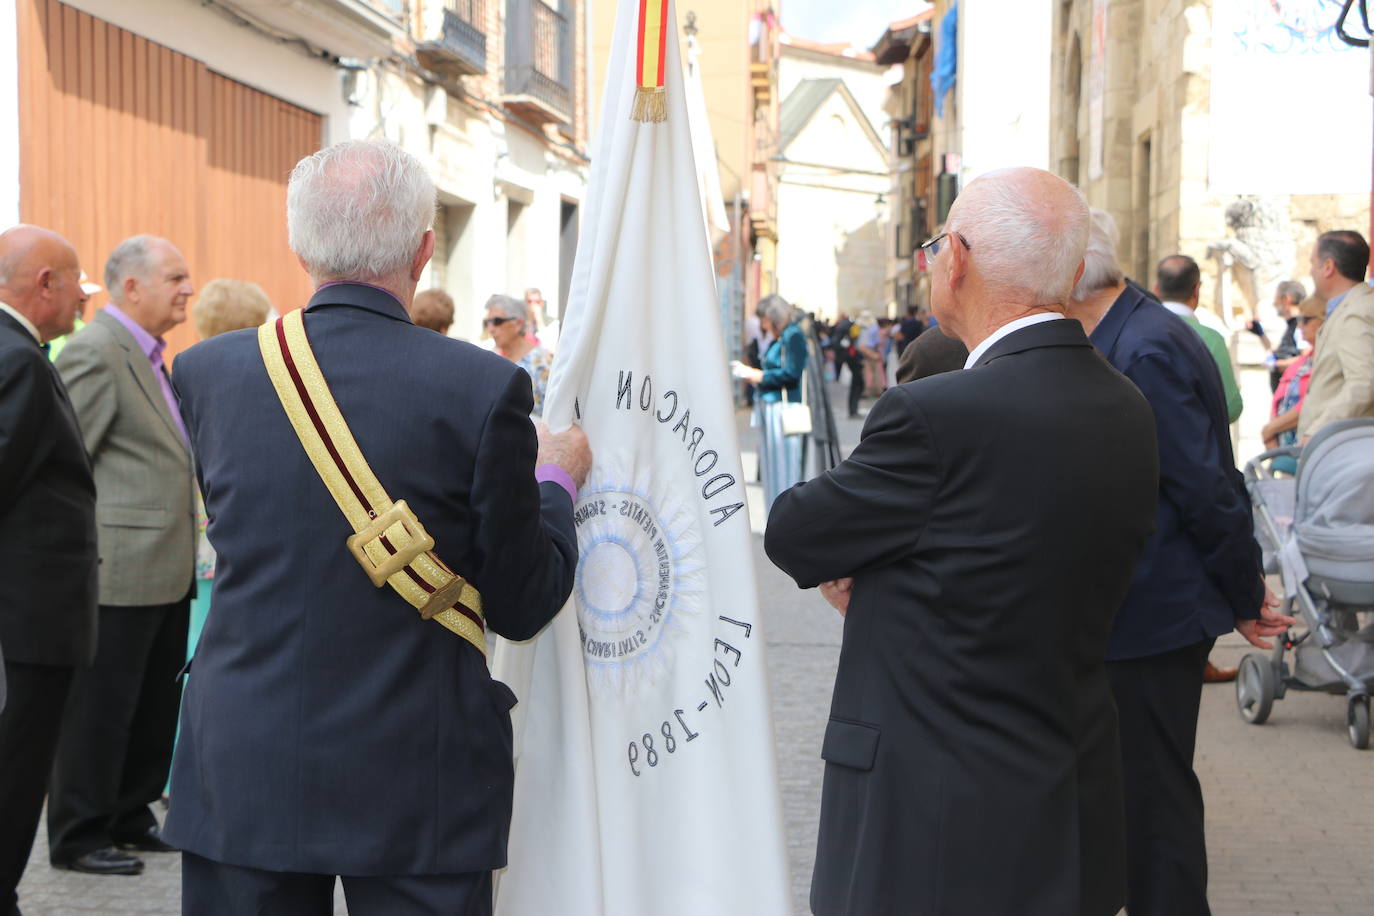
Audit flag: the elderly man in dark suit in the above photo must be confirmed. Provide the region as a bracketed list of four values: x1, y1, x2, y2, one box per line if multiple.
[0, 225, 98, 915]
[1066, 208, 1292, 916]
[163, 140, 589, 915]
[765, 168, 1160, 916]
[48, 235, 198, 876]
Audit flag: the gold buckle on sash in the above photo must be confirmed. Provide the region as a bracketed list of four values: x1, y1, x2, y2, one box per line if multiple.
[418, 575, 469, 620]
[346, 500, 435, 587]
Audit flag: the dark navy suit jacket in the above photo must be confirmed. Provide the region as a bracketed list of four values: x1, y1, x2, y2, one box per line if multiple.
[162, 283, 578, 876]
[1090, 286, 1264, 660]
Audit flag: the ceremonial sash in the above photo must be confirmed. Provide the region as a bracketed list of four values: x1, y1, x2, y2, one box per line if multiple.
[258, 309, 486, 656]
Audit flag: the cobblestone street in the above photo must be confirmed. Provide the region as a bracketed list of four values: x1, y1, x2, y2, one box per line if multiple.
[16, 374, 1374, 915]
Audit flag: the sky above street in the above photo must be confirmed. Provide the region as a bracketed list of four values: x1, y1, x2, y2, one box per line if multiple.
[781, 1, 931, 48]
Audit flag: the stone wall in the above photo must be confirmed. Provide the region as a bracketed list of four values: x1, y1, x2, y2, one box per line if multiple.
[1050, 0, 1370, 316]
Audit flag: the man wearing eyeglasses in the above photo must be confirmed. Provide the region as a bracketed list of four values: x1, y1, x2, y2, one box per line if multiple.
[765, 167, 1160, 916]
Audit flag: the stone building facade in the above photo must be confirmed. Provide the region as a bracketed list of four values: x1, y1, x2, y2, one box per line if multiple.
[1050, 0, 1370, 321]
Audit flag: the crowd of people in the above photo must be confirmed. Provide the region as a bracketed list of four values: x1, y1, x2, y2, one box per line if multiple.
[0, 141, 580, 916]
[2, 135, 1372, 916]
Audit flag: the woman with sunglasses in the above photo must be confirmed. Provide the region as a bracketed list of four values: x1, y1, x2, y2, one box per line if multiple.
[1262, 294, 1328, 470]
[484, 293, 553, 416]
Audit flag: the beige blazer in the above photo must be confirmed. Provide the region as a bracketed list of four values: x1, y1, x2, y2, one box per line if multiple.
[1299, 282, 1374, 440]
[55, 309, 195, 606]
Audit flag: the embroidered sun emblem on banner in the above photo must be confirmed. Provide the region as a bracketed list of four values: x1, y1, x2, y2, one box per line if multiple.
[571, 457, 704, 693]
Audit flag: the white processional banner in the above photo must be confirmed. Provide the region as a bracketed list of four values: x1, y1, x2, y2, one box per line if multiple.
[490, 1, 793, 914]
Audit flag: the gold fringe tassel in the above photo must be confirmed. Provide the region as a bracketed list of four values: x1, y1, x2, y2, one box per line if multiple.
[630, 86, 667, 123]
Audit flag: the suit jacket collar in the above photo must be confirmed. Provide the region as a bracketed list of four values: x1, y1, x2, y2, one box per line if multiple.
[1088, 284, 1151, 359]
[0, 308, 42, 350]
[971, 315, 1094, 369]
[304, 282, 413, 324]
[91, 309, 191, 458]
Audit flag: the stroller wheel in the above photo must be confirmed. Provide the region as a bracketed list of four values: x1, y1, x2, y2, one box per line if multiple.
[1347, 696, 1370, 750]
[1236, 654, 1276, 724]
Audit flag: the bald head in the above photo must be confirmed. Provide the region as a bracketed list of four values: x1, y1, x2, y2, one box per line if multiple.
[929, 168, 1088, 348]
[1155, 255, 1201, 306]
[0, 224, 88, 342]
[947, 168, 1089, 306]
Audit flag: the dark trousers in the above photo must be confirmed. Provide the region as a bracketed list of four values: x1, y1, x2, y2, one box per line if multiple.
[1107, 638, 1215, 916]
[846, 356, 864, 417]
[181, 852, 492, 916]
[47, 596, 190, 863]
[0, 663, 73, 912]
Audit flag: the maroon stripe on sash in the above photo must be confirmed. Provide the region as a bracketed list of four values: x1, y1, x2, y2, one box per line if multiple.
[278, 317, 482, 630]
[277, 318, 372, 512]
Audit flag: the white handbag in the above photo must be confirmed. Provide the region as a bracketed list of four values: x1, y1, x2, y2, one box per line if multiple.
[781, 367, 812, 437]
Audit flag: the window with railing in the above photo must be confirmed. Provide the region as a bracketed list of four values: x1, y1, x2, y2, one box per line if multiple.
[505, 0, 573, 119]
[444, 0, 487, 70]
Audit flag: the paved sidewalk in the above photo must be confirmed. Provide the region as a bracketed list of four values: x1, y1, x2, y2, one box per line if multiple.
[16, 373, 1374, 915]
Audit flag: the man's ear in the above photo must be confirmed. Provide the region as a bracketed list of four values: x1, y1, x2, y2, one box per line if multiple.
[1072, 259, 1086, 292]
[123, 274, 140, 304]
[411, 230, 436, 282]
[947, 235, 969, 289]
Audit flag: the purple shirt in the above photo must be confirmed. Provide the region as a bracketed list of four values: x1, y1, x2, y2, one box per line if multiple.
[104, 304, 189, 445]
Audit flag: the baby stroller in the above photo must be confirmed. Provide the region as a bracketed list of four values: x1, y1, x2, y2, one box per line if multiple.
[1238, 419, 1374, 749]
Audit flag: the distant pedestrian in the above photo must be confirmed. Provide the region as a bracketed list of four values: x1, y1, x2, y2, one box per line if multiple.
[1267, 279, 1310, 391]
[0, 225, 98, 914]
[411, 287, 455, 335]
[49, 234, 198, 876]
[486, 293, 553, 416]
[1262, 295, 1327, 466]
[1297, 230, 1374, 442]
[1156, 255, 1244, 423]
[855, 313, 885, 396]
[732, 294, 808, 508]
[895, 305, 923, 356]
[828, 313, 852, 383]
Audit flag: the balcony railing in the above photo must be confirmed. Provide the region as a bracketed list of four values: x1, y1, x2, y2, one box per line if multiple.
[504, 0, 572, 123]
[418, 0, 488, 75]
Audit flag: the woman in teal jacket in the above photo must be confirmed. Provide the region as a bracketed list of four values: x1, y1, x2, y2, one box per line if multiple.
[734, 294, 808, 508]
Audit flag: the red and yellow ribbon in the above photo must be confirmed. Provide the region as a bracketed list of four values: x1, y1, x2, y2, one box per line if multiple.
[631, 0, 669, 122]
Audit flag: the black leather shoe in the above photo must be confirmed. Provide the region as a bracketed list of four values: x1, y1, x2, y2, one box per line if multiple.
[55, 847, 144, 875]
[115, 826, 177, 853]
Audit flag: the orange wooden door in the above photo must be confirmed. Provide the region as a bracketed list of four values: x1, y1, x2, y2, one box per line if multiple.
[18, 0, 322, 357]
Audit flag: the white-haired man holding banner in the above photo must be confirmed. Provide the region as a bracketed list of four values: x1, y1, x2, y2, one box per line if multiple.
[163, 140, 590, 915]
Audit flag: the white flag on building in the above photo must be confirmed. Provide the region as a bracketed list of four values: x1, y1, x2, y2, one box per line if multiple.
[490, 1, 792, 914]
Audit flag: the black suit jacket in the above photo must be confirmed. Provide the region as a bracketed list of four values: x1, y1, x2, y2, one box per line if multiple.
[0, 312, 97, 667]
[1089, 286, 1263, 659]
[162, 284, 578, 875]
[766, 319, 1158, 916]
[894, 324, 969, 383]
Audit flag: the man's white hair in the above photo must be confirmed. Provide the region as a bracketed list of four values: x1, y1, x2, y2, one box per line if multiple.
[1071, 208, 1125, 300]
[287, 140, 436, 282]
[104, 235, 161, 302]
[946, 169, 1089, 306]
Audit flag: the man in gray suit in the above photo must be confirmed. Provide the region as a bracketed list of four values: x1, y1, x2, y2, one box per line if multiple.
[49, 235, 196, 876]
